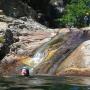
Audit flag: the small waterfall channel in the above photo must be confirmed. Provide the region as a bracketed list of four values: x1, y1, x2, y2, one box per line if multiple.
[28, 32, 67, 74]
[32, 33, 64, 63]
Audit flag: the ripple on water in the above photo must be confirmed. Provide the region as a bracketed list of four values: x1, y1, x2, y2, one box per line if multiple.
[0, 76, 90, 90]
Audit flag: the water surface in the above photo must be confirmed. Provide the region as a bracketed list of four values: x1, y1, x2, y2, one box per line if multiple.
[0, 76, 90, 90]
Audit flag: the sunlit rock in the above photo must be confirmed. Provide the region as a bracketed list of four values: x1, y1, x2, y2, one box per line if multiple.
[1, 54, 18, 64]
[0, 22, 8, 30]
[56, 40, 90, 76]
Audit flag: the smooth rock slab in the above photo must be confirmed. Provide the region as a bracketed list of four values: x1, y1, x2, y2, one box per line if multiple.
[56, 40, 90, 76]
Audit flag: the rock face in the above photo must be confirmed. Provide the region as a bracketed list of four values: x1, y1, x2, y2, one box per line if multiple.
[0, 11, 58, 60]
[1, 26, 90, 76]
[10, 30, 54, 56]
[56, 40, 90, 76]
[7, 17, 57, 56]
[0, 15, 57, 60]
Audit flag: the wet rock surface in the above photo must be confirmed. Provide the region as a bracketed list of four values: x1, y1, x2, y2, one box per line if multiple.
[33, 30, 90, 76]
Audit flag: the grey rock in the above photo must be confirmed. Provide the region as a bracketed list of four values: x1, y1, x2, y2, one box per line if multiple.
[4, 29, 14, 45]
[1, 54, 17, 64]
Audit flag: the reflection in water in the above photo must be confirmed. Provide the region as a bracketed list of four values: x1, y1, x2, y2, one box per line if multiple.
[0, 76, 90, 90]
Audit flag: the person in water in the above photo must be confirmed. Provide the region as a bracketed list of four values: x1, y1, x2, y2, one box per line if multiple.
[84, 13, 90, 26]
[21, 67, 29, 76]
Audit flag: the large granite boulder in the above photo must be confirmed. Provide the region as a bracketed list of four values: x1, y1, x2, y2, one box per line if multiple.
[56, 40, 90, 76]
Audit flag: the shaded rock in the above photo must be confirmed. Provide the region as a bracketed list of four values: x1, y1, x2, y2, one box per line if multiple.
[0, 29, 14, 60]
[0, 43, 3, 47]
[0, 0, 37, 18]
[56, 40, 90, 76]
[28, 0, 50, 11]
[4, 29, 14, 45]
[0, 43, 3, 51]
[49, 0, 64, 13]
[0, 43, 10, 60]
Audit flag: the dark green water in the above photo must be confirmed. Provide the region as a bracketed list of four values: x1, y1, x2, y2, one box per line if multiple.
[0, 76, 90, 90]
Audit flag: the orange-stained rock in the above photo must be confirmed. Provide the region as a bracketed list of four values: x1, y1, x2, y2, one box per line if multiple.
[0, 55, 30, 75]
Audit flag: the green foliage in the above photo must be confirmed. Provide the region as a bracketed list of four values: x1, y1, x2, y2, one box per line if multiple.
[58, 0, 90, 27]
[0, 36, 5, 43]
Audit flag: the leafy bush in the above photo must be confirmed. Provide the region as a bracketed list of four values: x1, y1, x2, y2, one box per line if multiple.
[57, 0, 90, 27]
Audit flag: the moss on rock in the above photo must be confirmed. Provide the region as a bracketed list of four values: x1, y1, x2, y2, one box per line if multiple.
[0, 36, 4, 43]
